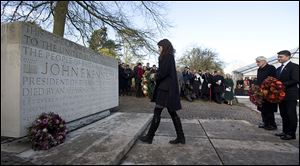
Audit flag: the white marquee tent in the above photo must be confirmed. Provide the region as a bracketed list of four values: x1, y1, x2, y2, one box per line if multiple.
[232, 47, 299, 88]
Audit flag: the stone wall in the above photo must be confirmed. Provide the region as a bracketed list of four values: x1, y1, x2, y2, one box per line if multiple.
[1, 22, 118, 137]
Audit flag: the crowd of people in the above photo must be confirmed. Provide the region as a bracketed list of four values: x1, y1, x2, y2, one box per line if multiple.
[179, 67, 235, 105]
[119, 63, 235, 106]
[235, 77, 257, 96]
[118, 62, 157, 97]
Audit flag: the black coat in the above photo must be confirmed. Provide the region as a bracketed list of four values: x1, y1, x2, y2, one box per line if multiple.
[201, 73, 212, 95]
[276, 61, 299, 101]
[256, 64, 277, 112]
[118, 66, 127, 90]
[256, 64, 276, 85]
[212, 75, 224, 93]
[151, 53, 182, 111]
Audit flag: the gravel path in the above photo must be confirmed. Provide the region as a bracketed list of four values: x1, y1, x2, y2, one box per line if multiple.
[118, 96, 264, 125]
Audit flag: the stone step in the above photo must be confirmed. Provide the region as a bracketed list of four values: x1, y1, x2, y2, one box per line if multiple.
[15, 112, 152, 165]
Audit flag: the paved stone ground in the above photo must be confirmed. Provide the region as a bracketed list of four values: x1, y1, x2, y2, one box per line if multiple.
[118, 96, 299, 148]
[1, 151, 33, 165]
[1, 96, 299, 165]
[118, 96, 299, 165]
[121, 119, 299, 165]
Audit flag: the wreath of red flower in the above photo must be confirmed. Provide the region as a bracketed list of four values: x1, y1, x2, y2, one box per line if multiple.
[260, 76, 285, 103]
[248, 85, 264, 107]
[28, 112, 67, 150]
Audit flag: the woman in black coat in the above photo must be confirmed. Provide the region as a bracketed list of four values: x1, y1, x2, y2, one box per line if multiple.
[255, 56, 277, 130]
[139, 39, 185, 144]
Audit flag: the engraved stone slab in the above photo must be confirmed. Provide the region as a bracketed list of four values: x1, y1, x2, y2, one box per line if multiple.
[1, 22, 118, 137]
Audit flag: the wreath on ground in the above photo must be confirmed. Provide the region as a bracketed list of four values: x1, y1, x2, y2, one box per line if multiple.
[28, 112, 67, 150]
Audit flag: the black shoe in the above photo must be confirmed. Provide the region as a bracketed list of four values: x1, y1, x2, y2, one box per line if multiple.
[169, 137, 185, 144]
[258, 123, 265, 128]
[275, 132, 286, 137]
[186, 96, 193, 102]
[280, 134, 296, 140]
[138, 135, 154, 144]
[169, 115, 185, 144]
[264, 125, 277, 130]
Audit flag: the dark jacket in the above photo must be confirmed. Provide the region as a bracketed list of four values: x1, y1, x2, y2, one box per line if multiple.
[212, 75, 224, 93]
[201, 73, 212, 95]
[151, 53, 182, 111]
[256, 63, 277, 112]
[256, 64, 276, 86]
[118, 65, 127, 90]
[276, 61, 299, 101]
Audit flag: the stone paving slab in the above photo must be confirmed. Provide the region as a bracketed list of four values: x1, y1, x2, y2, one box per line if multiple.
[122, 136, 222, 165]
[122, 118, 299, 165]
[212, 139, 299, 165]
[200, 119, 287, 142]
[5, 112, 152, 165]
[154, 119, 206, 138]
[1, 138, 32, 154]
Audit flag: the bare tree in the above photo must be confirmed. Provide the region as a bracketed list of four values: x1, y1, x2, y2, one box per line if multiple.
[178, 47, 224, 72]
[1, 1, 170, 57]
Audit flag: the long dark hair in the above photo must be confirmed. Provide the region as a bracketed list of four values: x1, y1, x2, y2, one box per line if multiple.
[157, 39, 175, 59]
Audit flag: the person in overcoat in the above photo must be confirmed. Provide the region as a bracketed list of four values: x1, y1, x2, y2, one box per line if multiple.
[224, 74, 234, 105]
[118, 63, 127, 96]
[212, 71, 224, 104]
[201, 70, 212, 100]
[255, 56, 277, 130]
[139, 39, 185, 144]
[275, 50, 299, 140]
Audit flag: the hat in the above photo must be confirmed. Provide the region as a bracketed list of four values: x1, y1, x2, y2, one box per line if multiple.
[185, 66, 190, 69]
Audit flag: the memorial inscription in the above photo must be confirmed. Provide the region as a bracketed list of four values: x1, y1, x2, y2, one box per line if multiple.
[1, 22, 118, 137]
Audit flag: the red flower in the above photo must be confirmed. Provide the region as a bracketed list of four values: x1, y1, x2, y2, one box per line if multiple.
[248, 85, 264, 107]
[260, 76, 285, 103]
[28, 112, 67, 150]
[262, 90, 268, 96]
[279, 91, 285, 97]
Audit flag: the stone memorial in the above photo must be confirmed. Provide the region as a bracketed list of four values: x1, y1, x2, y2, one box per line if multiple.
[1, 22, 118, 137]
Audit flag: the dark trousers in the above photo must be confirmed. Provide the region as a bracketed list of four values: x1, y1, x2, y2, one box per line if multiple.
[258, 101, 277, 127]
[147, 106, 182, 137]
[279, 100, 298, 136]
[261, 110, 276, 127]
[214, 92, 222, 103]
[136, 84, 143, 97]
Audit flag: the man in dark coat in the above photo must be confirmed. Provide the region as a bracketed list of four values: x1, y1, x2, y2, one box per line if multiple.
[275, 50, 299, 140]
[212, 71, 224, 104]
[139, 39, 185, 144]
[201, 70, 212, 100]
[118, 63, 127, 96]
[192, 70, 202, 99]
[255, 56, 277, 130]
[124, 64, 133, 96]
